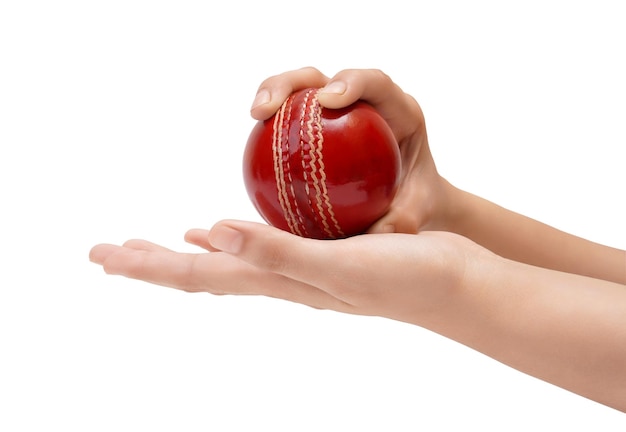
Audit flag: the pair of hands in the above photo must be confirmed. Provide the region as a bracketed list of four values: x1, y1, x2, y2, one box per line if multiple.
[89, 67, 477, 323]
[90, 69, 626, 410]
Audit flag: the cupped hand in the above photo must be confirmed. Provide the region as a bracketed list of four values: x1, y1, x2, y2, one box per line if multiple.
[89, 220, 480, 326]
[249, 67, 451, 234]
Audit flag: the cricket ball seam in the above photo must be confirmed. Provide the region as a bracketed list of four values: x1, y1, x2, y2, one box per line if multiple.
[283, 95, 309, 237]
[301, 90, 344, 239]
[272, 95, 306, 237]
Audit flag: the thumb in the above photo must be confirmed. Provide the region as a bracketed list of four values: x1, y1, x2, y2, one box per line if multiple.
[207, 220, 333, 286]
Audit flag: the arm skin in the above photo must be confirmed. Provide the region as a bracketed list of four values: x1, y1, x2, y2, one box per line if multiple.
[90, 67, 626, 411]
[434, 239, 626, 412]
[435, 181, 626, 285]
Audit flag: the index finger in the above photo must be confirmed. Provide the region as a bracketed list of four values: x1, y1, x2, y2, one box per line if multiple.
[250, 66, 330, 120]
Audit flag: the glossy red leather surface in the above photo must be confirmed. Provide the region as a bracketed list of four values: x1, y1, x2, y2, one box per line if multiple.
[243, 88, 401, 239]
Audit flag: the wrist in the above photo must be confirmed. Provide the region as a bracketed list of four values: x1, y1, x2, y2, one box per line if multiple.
[400, 231, 501, 331]
[420, 177, 466, 233]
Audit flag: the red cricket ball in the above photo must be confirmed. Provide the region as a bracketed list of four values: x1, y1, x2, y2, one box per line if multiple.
[243, 88, 401, 239]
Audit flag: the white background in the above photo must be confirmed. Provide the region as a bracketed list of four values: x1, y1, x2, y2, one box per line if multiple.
[1, 0, 625, 430]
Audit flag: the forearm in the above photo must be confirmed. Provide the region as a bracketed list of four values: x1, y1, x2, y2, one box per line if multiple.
[421, 252, 626, 411]
[439, 180, 626, 284]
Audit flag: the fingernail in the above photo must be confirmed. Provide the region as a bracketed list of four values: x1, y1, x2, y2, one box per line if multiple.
[209, 226, 243, 254]
[251, 89, 270, 110]
[319, 80, 346, 95]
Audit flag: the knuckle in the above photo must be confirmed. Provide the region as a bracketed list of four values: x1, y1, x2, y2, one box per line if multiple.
[298, 65, 322, 76]
[369, 68, 392, 82]
[339, 68, 392, 86]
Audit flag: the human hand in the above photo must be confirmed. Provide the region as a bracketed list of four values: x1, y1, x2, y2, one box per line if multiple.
[89, 220, 481, 325]
[249, 67, 450, 234]
[89, 220, 626, 411]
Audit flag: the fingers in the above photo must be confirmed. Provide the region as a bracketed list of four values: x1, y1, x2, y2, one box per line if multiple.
[89, 241, 351, 311]
[207, 220, 347, 292]
[93, 245, 256, 294]
[321, 69, 424, 143]
[123, 239, 173, 252]
[89, 240, 173, 266]
[89, 243, 123, 265]
[250, 66, 330, 120]
[90, 242, 233, 293]
[251, 67, 423, 143]
[184, 228, 219, 252]
[317, 69, 398, 109]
